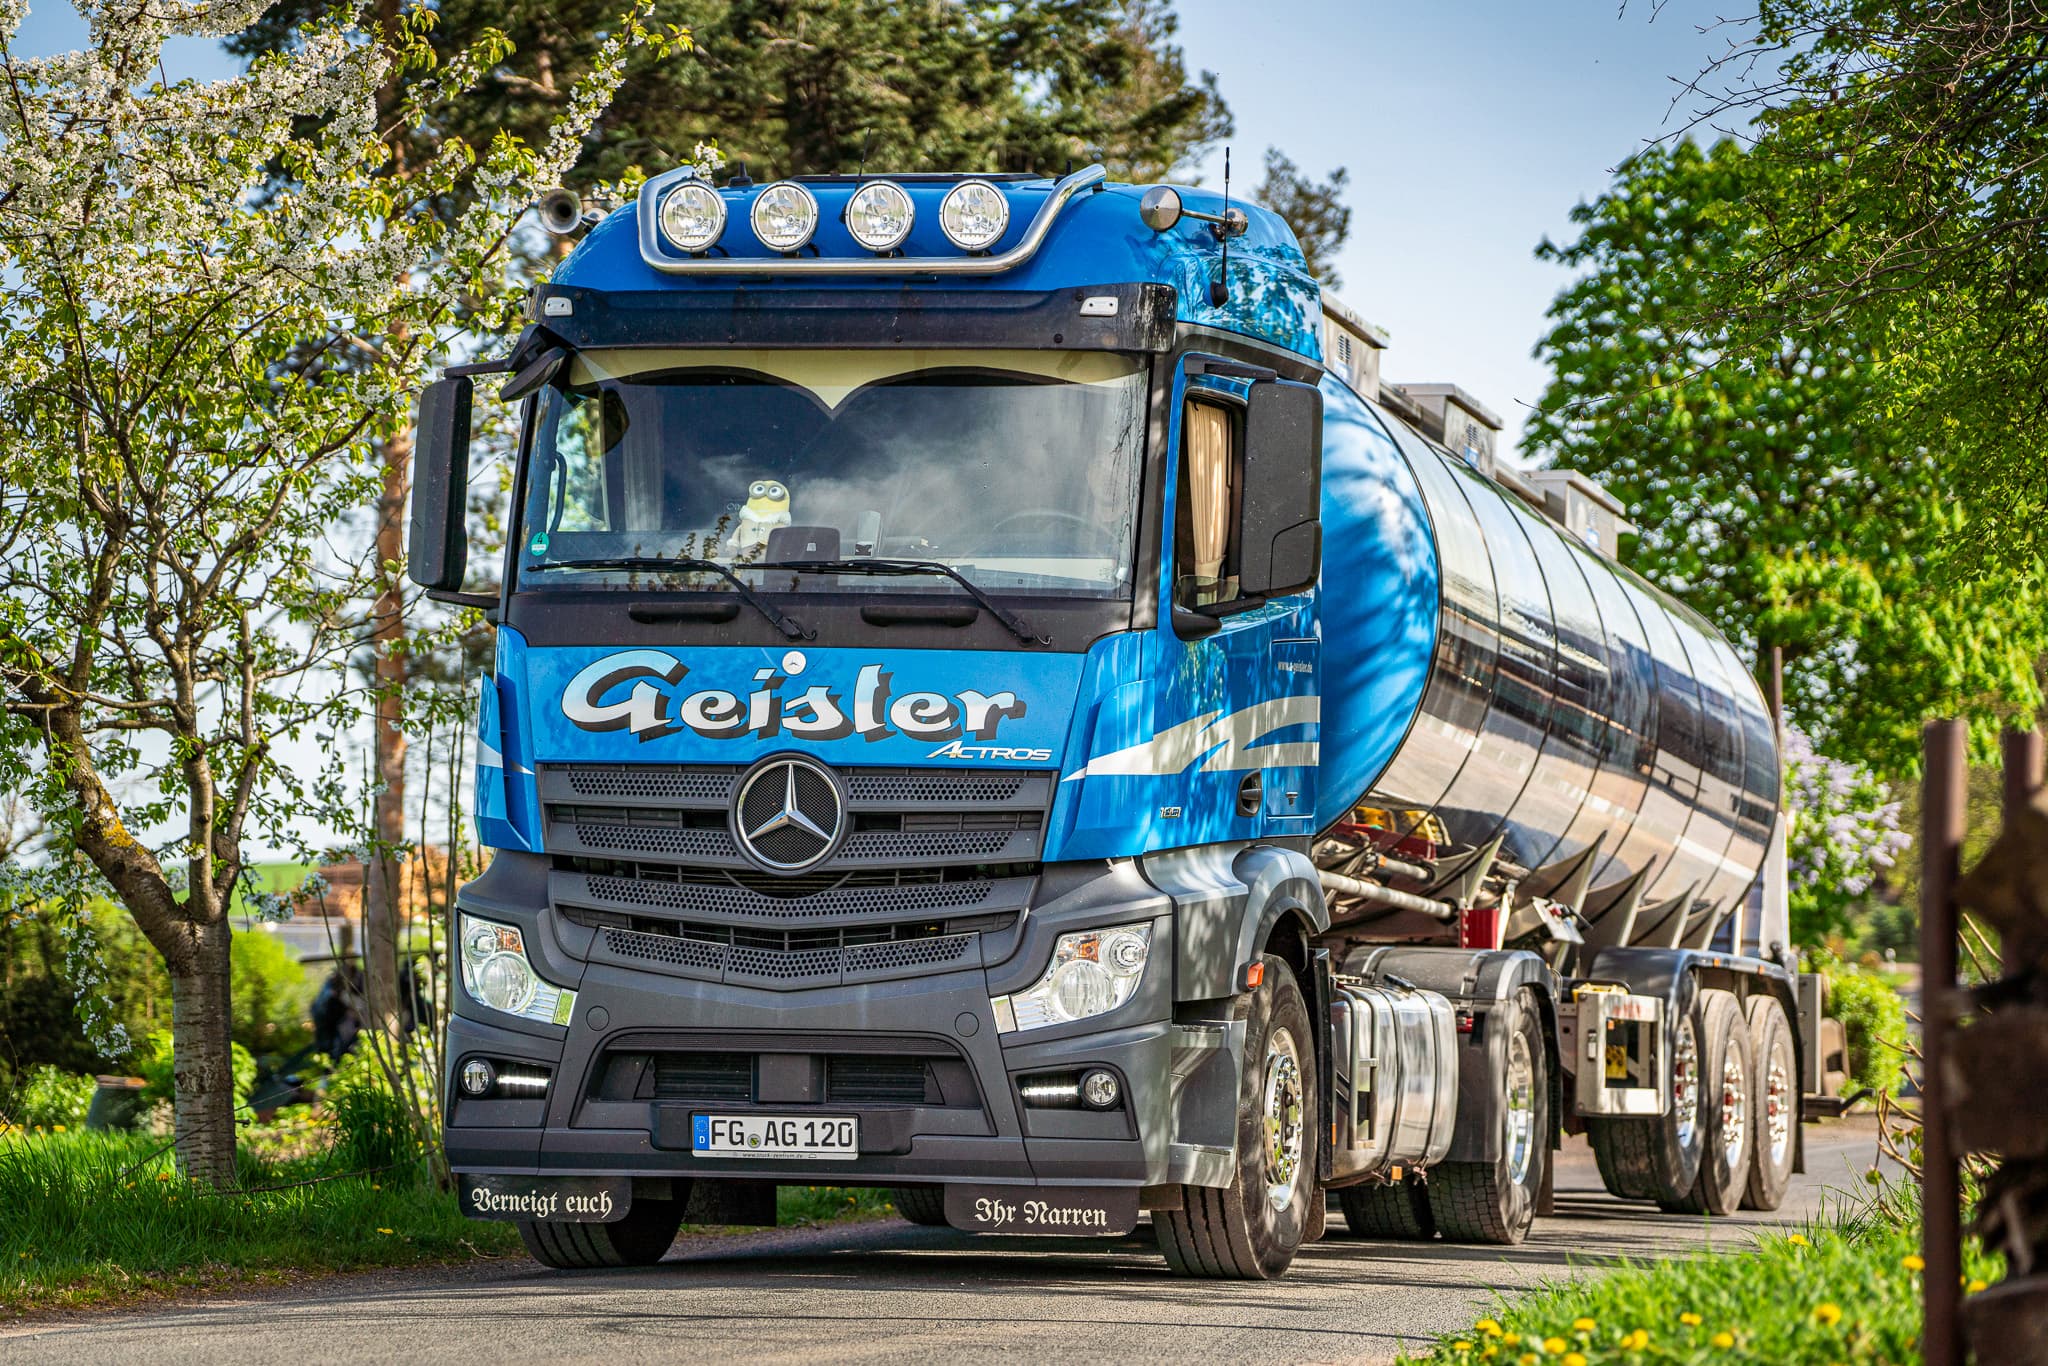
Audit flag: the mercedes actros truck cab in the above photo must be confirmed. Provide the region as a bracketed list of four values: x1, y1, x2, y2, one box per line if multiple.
[410, 164, 1813, 1279]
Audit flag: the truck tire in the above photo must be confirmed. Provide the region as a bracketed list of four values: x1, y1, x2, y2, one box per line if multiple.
[518, 1193, 686, 1269]
[1664, 989, 1753, 1216]
[890, 1186, 949, 1226]
[1742, 995, 1797, 1211]
[1336, 1181, 1432, 1239]
[1586, 988, 1708, 1203]
[1425, 988, 1548, 1244]
[1156, 954, 1317, 1279]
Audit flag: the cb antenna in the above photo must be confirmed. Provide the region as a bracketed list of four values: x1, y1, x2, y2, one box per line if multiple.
[1211, 147, 1234, 307]
[858, 130, 874, 178]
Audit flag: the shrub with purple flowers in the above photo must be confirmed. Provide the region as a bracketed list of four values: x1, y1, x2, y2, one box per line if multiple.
[1784, 726, 1912, 947]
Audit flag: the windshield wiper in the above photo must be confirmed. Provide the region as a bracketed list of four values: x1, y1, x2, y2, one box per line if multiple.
[541, 557, 812, 640]
[758, 559, 1047, 645]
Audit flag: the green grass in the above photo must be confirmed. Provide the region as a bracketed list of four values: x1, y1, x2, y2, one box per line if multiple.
[1395, 1198, 2003, 1364]
[2, 1128, 908, 1317]
[1, 1127, 519, 1316]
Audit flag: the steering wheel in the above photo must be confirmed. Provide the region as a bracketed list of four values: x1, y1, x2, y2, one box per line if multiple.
[989, 508, 1116, 557]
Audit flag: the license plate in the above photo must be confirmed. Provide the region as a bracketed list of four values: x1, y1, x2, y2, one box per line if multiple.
[692, 1113, 859, 1160]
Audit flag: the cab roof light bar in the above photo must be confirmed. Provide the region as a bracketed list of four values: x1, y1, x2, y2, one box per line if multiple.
[636, 163, 1107, 277]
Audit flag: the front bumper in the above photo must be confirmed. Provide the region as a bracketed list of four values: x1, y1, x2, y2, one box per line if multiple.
[443, 859, 1185, 1198]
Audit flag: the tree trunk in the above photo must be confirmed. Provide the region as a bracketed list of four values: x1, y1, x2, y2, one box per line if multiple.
[168, 916, 238, 1185]
[364, 421, 411, 1040]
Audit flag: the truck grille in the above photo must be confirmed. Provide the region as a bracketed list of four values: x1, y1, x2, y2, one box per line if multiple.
[538, 763, 1045, 986]
[598, 1037, 979, 1110]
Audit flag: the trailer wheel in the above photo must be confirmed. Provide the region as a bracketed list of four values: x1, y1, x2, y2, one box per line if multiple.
[1664, 989, 1753, 1216]
[1741, 995, 1797, 1211]
[1586, 989, 1707, 1203]
[890, 1186, 949, 1226]
[1157, 954, 1316, 1279]
[1336, 1180, 1432, 1239]
[518, 1192, 686, 1269]
[1426, 988, 1547, 1244]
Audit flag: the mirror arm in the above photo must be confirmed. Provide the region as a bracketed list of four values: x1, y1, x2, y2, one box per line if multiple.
[427, 589, 499, 611]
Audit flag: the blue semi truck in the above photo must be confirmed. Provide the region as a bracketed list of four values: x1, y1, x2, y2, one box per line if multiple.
[408, 164, 1814, 1279]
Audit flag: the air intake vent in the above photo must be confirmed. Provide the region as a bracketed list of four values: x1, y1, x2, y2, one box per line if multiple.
[651, 1052, 753, 1102]
[825, 1056, 934, 1105]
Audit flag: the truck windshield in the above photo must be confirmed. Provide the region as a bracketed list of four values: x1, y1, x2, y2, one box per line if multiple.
[516, 348, 1148, 599]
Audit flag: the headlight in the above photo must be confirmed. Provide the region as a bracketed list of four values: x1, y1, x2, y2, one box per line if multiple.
[659, 180, 726, 253]
[751, 181, 819, 252]
[992, 922, 1152, 1033]
[458, 913, 577, 1026]
[939, 179, 1009, 251]
[845, 180, 914, 252]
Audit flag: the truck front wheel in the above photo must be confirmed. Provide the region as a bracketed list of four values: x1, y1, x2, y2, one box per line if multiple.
[1156, 954, 1317, 1279]
[1426, 988, 1548, 1244]
[518, 1190, 687, 1269]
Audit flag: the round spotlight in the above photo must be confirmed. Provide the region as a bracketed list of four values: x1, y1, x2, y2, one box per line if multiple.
[658, 180, 726, 253]
[845, 180, 915, 253]
[460, 1059, 495, 1097]
[751, 181, 820, 253]
[1080, 1069, 1121, 1110]
[939, 179, 1009, 252]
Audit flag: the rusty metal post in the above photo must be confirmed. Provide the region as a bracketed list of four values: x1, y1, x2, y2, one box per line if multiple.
[2001, 729, 2044, 977]
[1922, 719, 1968, 1366]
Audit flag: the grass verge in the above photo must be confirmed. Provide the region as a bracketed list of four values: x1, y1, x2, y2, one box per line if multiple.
[1396, 1199, 2002, 1364]
[3, 1130, 907, 1317]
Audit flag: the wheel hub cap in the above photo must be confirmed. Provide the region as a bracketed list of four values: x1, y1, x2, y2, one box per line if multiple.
[1673, 1019, 1700, 1152]
[1765, 1053, 1792, 1168]
[1505, 1030, 1536, 1185]
[1720, 1049, 1749, 1167]
[1261, 1027, 1304, 1212]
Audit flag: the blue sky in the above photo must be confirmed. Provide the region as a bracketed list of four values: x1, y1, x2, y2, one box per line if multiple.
[1173, 0, 1743, 456]
[13, 0, 1739, 458]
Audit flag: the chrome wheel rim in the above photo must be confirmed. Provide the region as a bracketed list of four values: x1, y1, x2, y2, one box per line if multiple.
[1673, 1017, 1700, 1152]
[1719, 1048, 1749, 1168]
[1505, 1029, 1537, 1185]
[1764, 1046, 1791, 1169]
[1261, 1026, 1305, 1211]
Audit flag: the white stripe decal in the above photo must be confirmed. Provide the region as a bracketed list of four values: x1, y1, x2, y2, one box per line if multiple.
[1063, 696, 1320, 782]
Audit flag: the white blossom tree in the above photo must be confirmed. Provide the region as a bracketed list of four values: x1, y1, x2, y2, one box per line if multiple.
[1783, 725, 1911, 948]
[0, 0, 670, 1183]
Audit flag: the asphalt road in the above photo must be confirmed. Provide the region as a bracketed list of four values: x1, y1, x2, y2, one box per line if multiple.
[4, 1118, 1887, 1366]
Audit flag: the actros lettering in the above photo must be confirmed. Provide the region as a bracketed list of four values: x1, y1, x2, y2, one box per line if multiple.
[562, 650, 1027, 746]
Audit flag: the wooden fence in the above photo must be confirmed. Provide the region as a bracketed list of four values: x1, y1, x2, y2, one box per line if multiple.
[1920, 723, 2046, 1364]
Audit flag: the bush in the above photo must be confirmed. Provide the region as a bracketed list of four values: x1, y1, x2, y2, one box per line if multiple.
[1827, 968, 1908, 1098]
[324, 1045, 432, 1173]
[134, 1028, 257, 1116]
[8, 1066, 96, 1128]
[230, 929, 316, 1058]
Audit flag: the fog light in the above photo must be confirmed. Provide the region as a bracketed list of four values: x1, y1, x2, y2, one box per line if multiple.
[659, 179, 726, 253]
[460, 1059, 495, 1096]
[939, 179, 1008, 251]
[1080, 1069, 1120, 1110]
[751, 181, 819, 252]
[845, 180, 914, 252]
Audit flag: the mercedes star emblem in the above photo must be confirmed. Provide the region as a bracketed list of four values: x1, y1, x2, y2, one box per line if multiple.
[732, 754, 846, 874]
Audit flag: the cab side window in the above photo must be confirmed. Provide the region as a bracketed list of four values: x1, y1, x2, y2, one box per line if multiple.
[1175, 396, 1241, 608]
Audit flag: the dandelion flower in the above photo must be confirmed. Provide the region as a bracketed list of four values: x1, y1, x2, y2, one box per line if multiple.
[1517, 1355, 1537, 1366]
[1452, 1343, 1473, 1354]
[1620, 1329, 1650, 1350]
[1813, 1303, 1842, 1327]
[1968, 1279, 1989, 1294]
[1711, 1331, 1735, 1348]
[1572, 1318, 1596, 1333]
[1544, 1338, 1567, 1354]
[377, 1227, 394, 1235]
[1787, 1233, 1810, 1247]
[1477, 1319, 1503, 1338]
[1502, 1333, 1520, 1346]
[1564, 1355, 1587, 1366]
[1680, 1312, 1702, 1326]
[52, 1124, 66, 1133]
[1903, 1254, 1925, 1272]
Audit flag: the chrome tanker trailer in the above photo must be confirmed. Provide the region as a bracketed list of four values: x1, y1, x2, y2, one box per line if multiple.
[412, 164, 1812, 1279]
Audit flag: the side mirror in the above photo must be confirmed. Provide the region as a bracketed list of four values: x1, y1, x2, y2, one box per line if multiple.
[1236, 379, 1323, 599]
[407, 376, 473, 592]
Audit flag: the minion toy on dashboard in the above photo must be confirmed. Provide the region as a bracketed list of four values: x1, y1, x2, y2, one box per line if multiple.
[725, 479, 791, 555]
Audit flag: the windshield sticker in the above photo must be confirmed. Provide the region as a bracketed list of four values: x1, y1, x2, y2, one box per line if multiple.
[561, 649, 1026, 745]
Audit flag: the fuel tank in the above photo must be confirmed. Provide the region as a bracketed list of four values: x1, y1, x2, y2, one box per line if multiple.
[1312, 375, 1778, 922]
